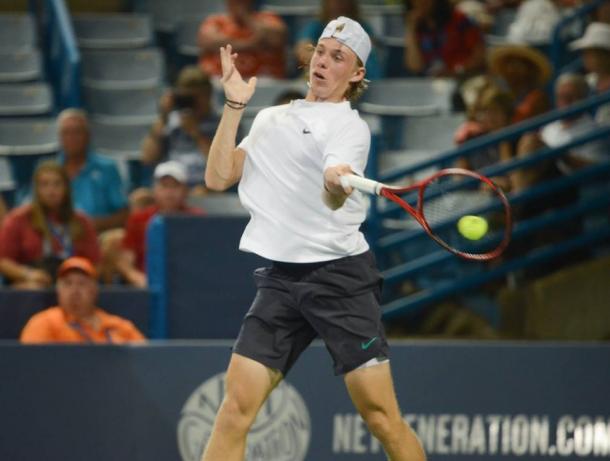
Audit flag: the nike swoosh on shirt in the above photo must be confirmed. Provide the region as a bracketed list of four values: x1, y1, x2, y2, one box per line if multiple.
[302, 128, 311, 134]
[361, 337, 378, 350]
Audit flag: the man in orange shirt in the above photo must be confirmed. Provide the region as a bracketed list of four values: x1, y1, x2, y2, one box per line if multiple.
[20, 257, 145, 344]
[198, 0, 287, 78]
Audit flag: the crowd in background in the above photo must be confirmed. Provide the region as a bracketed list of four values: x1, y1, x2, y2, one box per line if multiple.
[1, 0, 609, 342]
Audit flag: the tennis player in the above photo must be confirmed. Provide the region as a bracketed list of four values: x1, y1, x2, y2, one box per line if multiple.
[201, 16, 426, 461]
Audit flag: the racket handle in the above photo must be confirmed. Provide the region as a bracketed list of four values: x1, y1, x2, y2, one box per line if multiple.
[340, 174, 382, 195]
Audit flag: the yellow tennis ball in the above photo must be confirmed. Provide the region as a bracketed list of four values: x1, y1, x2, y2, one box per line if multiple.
[457, 215, 488, 240]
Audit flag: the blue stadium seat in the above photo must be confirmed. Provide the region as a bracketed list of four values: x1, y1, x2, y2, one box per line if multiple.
[261, 0, 318, 16]
[89, 119, 150, 160]
[82, 85, 160, 123]
[379, 14, 408, 77]
[135, 0, 225, 33]
[359, 78, 456, 116]
[0, 117, 58, 201]
[72, 13, 153, 49]
[174, 18, 202, 58]
[0, 14, 35, 52]
[89, 119, 153, 190]
[0, 117, 58, 156]
[0, 83, 53, 116]
[0, 157, 16, 194]
[378, 114, 465, 176]
[81, 48, 165, 89]
[0, 49, 42, 83]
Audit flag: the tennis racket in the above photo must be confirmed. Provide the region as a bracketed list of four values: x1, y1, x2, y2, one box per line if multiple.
[340, 168, 512, 261]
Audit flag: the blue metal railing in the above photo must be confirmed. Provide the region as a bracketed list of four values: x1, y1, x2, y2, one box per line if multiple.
[376, 90, 610, 186]
[380, 161, 610, 284]
[368, 90, 610, 320]
[549, 0, 606, 79]
[33, 0, 81, 109]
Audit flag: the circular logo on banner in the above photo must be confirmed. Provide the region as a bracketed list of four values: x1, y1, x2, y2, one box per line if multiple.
[177, 372, 311, 461]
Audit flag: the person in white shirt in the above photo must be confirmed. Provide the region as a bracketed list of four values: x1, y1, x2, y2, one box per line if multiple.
[540, 73, 609, 174]
[200, 16, 426, 461]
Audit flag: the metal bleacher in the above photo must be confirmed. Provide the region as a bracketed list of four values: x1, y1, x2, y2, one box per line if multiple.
[0, 10, 56, 205]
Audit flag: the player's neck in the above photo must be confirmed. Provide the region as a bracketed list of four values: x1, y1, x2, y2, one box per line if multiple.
[305, 92, 346, 103]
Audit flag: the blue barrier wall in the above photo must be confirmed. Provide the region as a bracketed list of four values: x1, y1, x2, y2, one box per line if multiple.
[147, 216, 266, 339]
[1, 342, 609, 461]
[0, 287, 151, 339]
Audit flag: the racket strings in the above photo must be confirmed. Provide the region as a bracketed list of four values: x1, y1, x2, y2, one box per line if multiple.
[421, 174, 511, 260]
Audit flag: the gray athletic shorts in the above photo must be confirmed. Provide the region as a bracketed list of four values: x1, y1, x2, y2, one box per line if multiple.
[233, 250, 389, 376]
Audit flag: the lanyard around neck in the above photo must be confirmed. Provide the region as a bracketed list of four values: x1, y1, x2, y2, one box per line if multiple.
[68, 321, 113, 343]
[43, 217, 73, 258]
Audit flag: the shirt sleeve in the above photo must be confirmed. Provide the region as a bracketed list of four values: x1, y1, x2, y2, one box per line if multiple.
[128, 322, 146, 341]
[104, 163, 129, 212]
[0, 212, 22, 261]
[77, 214, 101, 264]
[121, 213, 140, 252]
[323, 117, 371, 177]
[20, 314, 53, 343]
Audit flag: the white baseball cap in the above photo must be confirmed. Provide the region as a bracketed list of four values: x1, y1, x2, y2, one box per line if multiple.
[569, 22, 610, 51]
[154, 160, 187, 183]
[318, 16, 371, 65]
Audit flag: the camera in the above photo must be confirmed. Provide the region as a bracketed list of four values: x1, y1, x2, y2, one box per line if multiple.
[173, 90, 196, 111]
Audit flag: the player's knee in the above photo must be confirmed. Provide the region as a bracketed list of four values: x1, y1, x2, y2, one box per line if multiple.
[363, 410, 393, 441]
[216, 395, 258, 434]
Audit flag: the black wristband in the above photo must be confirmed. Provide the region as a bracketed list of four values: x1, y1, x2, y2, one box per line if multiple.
[225, 101, 246, 110]
[225, 98, 247, 107]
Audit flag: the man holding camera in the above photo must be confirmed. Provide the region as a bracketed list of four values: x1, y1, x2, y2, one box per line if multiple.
[141, 66, 220, 193]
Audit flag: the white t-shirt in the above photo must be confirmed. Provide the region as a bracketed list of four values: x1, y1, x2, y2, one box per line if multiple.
[237, 99, 370, 263]
[540, 114, 609, 171]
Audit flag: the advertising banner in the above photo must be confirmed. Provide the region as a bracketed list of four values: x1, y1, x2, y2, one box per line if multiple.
[0, 342, 608, 461]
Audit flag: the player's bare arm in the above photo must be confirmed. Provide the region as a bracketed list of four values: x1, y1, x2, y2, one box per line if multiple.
[205, 45, 257, 191]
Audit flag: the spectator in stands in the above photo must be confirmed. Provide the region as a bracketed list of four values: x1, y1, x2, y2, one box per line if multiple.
[454, 84, 516, 175]
[455, 1, 495, 32]
[294, 0, 382, 78]
[505, 0, 561, 45]
[141, 66, 219, 193]
[534, 73, 608, 176]
[506, 74, 595, 278]
[113, 161, 203, 288]
[488, 43, 551, 123]
[569, 22, 610, 124]
[404, 0, 486, 78]
[197, 0, 287, 79]
[20, 256, 145, 344]
[57, 109, 128, 232]
[0, 161, 99, 289]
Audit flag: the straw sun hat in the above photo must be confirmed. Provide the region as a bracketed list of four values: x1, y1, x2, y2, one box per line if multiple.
[488, 44, 553, 86]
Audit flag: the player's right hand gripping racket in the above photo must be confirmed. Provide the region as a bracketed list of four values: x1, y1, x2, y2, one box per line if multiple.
[340, 168, 512, 261]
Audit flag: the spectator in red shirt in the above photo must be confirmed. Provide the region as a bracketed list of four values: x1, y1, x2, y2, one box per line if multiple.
[115, 161, 203, 288]
[0, 161, 99, 289]
[404, 0, 486, 78]
[198, 0, 287, 79]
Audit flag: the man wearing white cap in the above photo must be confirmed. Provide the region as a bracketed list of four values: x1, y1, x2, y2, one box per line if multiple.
[201, 16, 426, 461]
[570, 22, 610, 124]
[114, 161, 202, 287]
